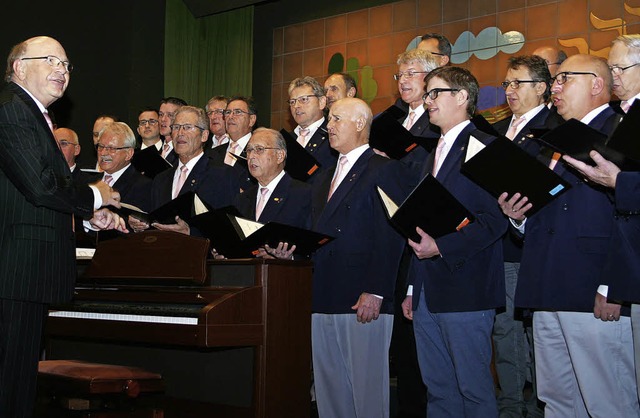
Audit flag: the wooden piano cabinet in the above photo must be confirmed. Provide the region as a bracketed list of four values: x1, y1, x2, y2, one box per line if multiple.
[44, 256, 312, 418]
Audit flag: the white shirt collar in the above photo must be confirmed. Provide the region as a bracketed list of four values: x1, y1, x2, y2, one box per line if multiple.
[295, 117, 325, 137]
[104, 163, 131, 185]
[581, 103, 611, 125]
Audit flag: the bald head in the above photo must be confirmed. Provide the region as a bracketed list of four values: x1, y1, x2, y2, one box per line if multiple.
[54, 127, 80, 168]
[326, 98, 373, 155]
[533, 46, 567, 77]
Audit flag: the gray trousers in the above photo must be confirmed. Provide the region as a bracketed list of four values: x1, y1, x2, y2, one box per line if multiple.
[312, 313, 393, 418]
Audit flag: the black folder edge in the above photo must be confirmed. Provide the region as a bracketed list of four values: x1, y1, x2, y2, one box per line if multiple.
[131, 146, 173, 179]
[594, 100, 640, 170]
[377, 174, 474, 242]
[279, 129, 322, 181]
[530, 119, 608, 164]
[118, 191, 208, 225]
[461, 136, 572, 217]
[226, 214, 334, 257]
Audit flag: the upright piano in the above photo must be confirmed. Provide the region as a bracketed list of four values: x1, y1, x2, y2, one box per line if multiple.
[44, 231, 312, 418]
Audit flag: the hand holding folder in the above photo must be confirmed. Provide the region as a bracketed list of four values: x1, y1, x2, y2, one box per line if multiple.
[377, 174, 473, 242]
[461, 135, 571, 216]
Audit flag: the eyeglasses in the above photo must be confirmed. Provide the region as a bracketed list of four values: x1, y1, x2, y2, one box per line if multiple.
[20, 55, 73, 73]
[246, 145, 280, 155]
[609, 63, 640, 76]
[158, 111, 176, 119]
[393, 70, 429, 81]
[170, 124, 205, 132]
[552, 71, 596, 85]
[58, 140, 78, 147]
[96, 144, 131, 153]
[422, 88, 460, 100]
[206, 109, 225, 116]
[288, 95, 318, 107]
[138, 119, 159, 126]
[501, 80, 544, 90]
[223, 108, 253, 117]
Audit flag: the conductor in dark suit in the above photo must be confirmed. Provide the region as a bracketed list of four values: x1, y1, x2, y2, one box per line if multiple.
[402, 66, 507, 417]
[233, 128, 311, 228]
[0, 36, 125, 418]
[310, 98, 407, 418]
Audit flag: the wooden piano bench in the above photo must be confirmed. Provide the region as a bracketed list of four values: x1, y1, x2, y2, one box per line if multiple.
[37, 360, 164, 418]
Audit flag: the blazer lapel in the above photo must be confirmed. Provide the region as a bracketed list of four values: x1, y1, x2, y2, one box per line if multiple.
[435, 123, 476, 182]
[179, 155, 207, 196]
[304, 121, 329, 152]
[259, 173, 291, 222]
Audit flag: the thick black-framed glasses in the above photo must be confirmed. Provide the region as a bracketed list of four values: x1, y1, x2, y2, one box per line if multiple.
[138, 119, 159, 127]
[423, 88, 460, 100]
[552, 71, 596, 85]
[609, 63, 640, 76]
[20, 55, 73, 73]
[501, 80, 544, 90]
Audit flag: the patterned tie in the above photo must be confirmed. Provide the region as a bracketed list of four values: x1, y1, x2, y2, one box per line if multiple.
[621, 100, 631, 114]
[103, 174, 113, 186]
[255, 187, 269, 221]
[161, 142, 171, 158]
[173, 166, 189, 199]
[432, 136, 446, 176]
[404, 110, 416, 130]
[297, 128, 310, 147]
[224, 141, 240, 166]
[43, 110, 54, 134]
[327, 156, 348, 201]
[506, 116, 526, 140]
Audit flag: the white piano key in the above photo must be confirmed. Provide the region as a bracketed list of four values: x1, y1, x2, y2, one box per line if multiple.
[48, 310, 198, 325]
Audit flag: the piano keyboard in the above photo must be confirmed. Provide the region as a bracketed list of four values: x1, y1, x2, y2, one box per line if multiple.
[48, 310, 198, 325]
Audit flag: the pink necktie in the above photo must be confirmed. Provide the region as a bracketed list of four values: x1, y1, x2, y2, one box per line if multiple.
[161, 142, 171, 158]
[103, 174, 113, 186]
[297, 128, 310, 147]
[43, 110, 54, 134]
[173, 166, 189, 199]
[621, 100, 631, 114]
[432, 137, 445, 176]
[328, 156, 348, 201]
[255, 187, 269, 221]
[506, 116, 526, 140]
[404, 110, 416, 130]
[224, 141, 240, 166]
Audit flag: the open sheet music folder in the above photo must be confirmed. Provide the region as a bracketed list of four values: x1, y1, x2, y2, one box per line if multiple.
[118, 191, 209, 225]
[461, 136, 571, 216]
[377, 174, 473, 242]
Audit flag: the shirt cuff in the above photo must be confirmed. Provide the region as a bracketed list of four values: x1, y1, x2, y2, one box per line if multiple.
[89, 185, 103, 210]
[509, 217, 526, 233]
[406, 285, 413, 296]
[597, 285, 608, 297]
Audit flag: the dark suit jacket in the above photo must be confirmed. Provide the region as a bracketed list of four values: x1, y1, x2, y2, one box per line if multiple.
[233, 172, 311, 229]
[607, 172, 640, 302]
[311, 148, 408, 314]
[293, 119, 338, 183]
[206, 141, 255, 191]
[493, 106, 556, 262]
[111, 164, 152, 212]
[408, 122, 507, 313]
[516, 106, 622, 312]
[150, 154, 240, 211]
[0, 82, 95, 303]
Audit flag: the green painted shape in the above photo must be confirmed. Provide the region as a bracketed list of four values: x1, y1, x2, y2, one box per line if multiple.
[328, 53, 345, 74]
[359, 66, 377, 104]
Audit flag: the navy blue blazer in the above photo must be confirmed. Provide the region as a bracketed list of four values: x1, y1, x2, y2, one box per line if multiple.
[0, 82, 95, 303]
[408, 122, 507, 313]
[112, 164, 152, 212]
[311, 148, 408, 314]
[516, 106, 623, 312]
[604, 172, 640, 302]
[233, 172, 311, 229]
[291, 119, 338, 183]
[150, 154, 240, 211]
[206, 141, 255, 191]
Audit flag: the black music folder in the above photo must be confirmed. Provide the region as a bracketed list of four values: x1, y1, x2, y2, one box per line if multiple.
[461, 136, 572, 216]
[78, 169, 104, 183]
[131, 146, 172, 179]
[377, 174, 474, 242]
[471, 114, 500, 137]
[192, 210, 333, 258]
[594, 100, 640, 170]
[370, 106, 439, 159]
[119, 191, 210, 225]
[280, 129, 321, 182]
[531, 118, 608, 164]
